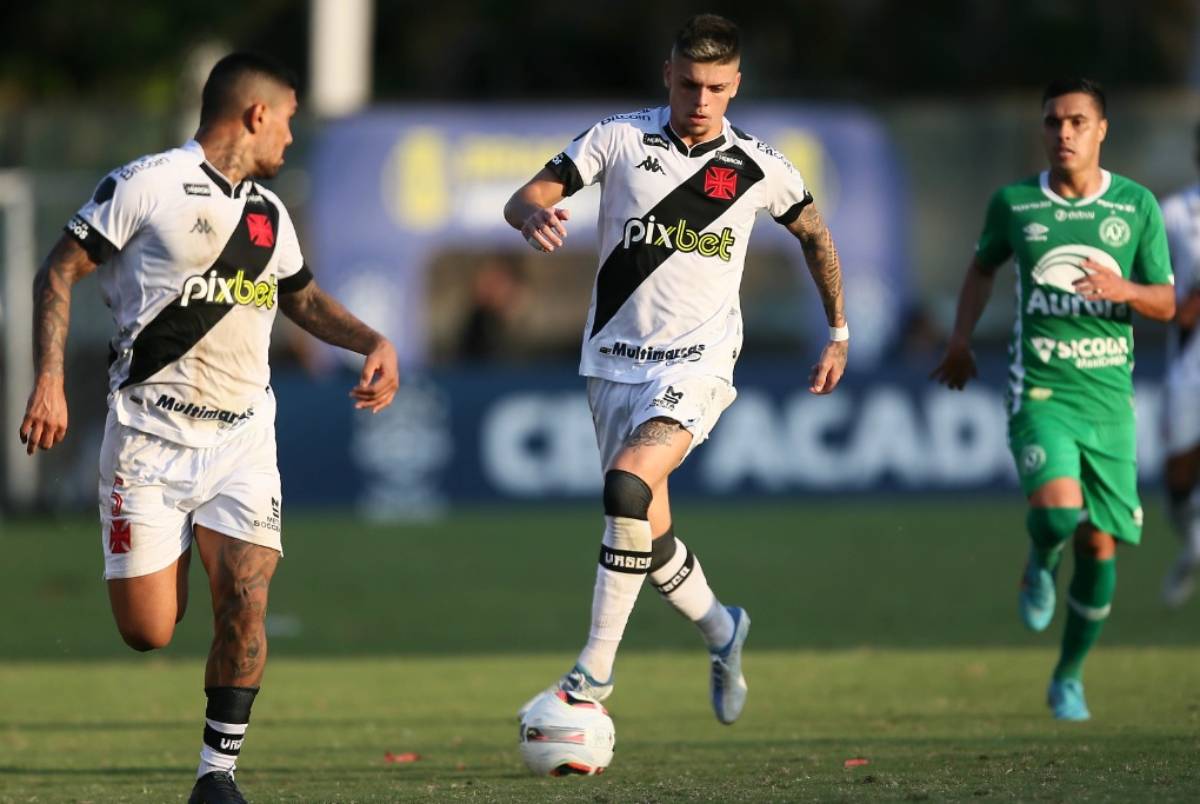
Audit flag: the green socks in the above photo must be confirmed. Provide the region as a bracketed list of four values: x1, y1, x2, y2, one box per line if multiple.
[1027, 507, 1080, 572]
[1053, 554, 1116, 681]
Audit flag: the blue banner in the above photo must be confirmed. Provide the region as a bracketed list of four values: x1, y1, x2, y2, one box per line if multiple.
[274, 357, 1169, 513]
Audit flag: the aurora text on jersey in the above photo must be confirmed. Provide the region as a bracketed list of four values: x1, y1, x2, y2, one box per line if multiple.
[975, 170, 1173, 417]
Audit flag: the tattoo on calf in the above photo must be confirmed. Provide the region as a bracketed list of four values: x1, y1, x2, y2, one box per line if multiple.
[208, 539, 277, 685]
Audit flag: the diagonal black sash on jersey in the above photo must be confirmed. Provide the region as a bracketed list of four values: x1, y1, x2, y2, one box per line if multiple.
[589, 146, 764, 340]
[121, 196, 280, 388]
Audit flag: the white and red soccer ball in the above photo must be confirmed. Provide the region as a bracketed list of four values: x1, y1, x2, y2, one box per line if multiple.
[518, 690, 615, 776]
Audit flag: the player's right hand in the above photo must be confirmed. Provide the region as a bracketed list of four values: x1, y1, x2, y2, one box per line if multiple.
[930, 339, 977, 390]
[20, 375, 69, 455]
[522, 207, 570, 253]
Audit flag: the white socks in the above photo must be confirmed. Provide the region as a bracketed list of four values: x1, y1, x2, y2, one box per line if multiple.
[198, 718, 247, 778]
[650, 535, 734, 650]
[576, 513, 653, 682]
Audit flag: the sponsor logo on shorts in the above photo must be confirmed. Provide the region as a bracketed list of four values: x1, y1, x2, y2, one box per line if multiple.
[1019, 444, 1046, 475]
[254, 496, 281, 532]
[154, 394, 254, 424]
[1132, 506, 1144, 527]
[598, 341, 705, 364]
[651, 385, 685, 411]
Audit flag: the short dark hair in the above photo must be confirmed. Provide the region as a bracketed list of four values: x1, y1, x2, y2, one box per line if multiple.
[200, 52, 298, 125]
[1042, 77, 1106, 117]
[672, 14, 740, 63]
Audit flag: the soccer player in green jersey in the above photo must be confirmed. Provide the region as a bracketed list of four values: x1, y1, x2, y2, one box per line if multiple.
[933, 78, 1175, 720]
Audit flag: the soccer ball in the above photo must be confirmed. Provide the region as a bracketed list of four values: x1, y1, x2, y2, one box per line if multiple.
[518, 690, 615, 776]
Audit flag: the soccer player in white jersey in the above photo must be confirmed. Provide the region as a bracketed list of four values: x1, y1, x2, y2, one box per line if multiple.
[18, 54, 399, 804]
[1159, 129, 1200, 607]
[504, 14, 848, 725]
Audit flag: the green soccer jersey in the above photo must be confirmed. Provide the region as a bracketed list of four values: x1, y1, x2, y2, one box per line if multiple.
[975, 170, 1174, 418]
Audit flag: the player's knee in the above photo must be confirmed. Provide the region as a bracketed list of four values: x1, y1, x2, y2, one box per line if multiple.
[603, 469, 653, 520]
[649, 526, 677, 571]
[118, 621, 174, 652]
[1073, 527, 1116, 560]
[1027, 507, 1079, 545]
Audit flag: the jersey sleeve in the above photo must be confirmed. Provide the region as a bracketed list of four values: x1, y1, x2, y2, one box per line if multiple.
[273, 202, 312, 293]
[974, 190, 1013, 270]
[758, 145, 812, 225]
[64, 171, 154, 263]
[1132, 194, 1174, 286]
[544, 120, 617, 197]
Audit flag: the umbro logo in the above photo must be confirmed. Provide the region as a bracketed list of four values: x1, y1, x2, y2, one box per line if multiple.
[190, 217, 213, 234]
[1023, 222, 1049, 242]
[636, 155, 665, 174]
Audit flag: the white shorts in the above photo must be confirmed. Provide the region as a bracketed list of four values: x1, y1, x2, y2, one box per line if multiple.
[1163, 383, 1200, 458]
[98, 410, 283, 580]
[587, 375, 737, 471]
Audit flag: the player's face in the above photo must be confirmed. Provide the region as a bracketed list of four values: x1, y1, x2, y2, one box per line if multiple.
[254, 89, 297, 179]
[1042, 92, 1107, 174]
[663, 56, 740, 144]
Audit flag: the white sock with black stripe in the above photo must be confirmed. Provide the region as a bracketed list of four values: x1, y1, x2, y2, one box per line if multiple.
[197, 686, 257, 779]
[649, 528, 734, 650]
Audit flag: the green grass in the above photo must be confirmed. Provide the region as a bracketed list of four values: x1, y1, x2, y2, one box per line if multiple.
[1, 498, 1198, 801]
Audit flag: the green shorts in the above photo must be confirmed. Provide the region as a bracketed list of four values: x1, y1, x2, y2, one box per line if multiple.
[1008, 405, 1143, 544]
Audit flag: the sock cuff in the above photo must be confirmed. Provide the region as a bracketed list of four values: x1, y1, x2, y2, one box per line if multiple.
[649, 526, 677, 572]
[652, 545, 695, 594]
[205, 686, 259, 724]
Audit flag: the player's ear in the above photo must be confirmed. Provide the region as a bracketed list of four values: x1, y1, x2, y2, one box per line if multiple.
[1097, 117, 1108, 144]
[730, 71, 741, 99]
[244, 102, 267, 134]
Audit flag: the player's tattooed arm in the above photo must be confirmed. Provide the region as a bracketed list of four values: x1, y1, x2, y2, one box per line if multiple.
[20, 235, 99, 454]
[787, 203, 846, 328]
[280, 280, 400, 412]
[787, 203, 848, 394]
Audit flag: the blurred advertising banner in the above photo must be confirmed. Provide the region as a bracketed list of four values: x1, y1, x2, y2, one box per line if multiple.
[310, 105, 909, 369]
[274, 358, 1168, 516]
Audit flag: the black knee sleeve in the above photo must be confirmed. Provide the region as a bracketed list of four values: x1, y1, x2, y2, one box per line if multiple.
[649, 526, 678, 572]
[603, 469, 652, 519]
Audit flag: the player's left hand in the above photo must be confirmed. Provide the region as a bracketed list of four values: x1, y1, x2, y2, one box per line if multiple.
[350, 338, 400, 413]
[1074, 259, 1133, 303]
[809, 339, 848, 395]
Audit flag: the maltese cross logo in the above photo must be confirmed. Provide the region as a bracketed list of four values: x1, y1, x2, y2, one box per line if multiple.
[246, 213, 274, 247]
[703, 166, 737, 200]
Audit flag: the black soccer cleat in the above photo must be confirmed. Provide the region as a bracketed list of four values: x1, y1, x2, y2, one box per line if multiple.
[188, 771, 248, 804]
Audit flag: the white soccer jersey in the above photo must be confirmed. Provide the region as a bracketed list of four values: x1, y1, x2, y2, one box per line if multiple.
[1161, 185, 1200, 387]
[66, 140, 311, 448]
[546, 106, 812, 384]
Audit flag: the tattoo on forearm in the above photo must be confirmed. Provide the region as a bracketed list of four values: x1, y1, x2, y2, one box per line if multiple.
[207, 538, 277, 687]
[794, 205, 845, 325]
[624, 419, 683, 449]
[32, 238, 94, 375]
[280, 283, 380, 354]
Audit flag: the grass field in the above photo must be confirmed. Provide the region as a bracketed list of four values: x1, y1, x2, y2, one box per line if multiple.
[2, 499, 1198, 802]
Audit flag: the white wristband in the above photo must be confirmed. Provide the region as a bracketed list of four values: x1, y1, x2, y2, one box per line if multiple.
[829, 324, 849, 342]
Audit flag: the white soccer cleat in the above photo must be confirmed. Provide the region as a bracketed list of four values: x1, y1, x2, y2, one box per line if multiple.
[710, 606, 750, 725]
[1162, 551, 1199, 609]
[517, 664, 613, 720]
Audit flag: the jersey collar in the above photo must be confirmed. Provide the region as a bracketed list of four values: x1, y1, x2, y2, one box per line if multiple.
[1039, 169, 1111, 207]
[183, 139, 252, 199]
[662, 111, 728, 158]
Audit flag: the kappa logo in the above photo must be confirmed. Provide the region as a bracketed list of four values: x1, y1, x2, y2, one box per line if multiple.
[245, 213, 274, 247]
[1023, 222, 1049, 241]
[183, 182, 211, 197]
[636, 155, 665, 174]
[190, 217, 213, 234]
[643, 132, 670, 150]
[704, 166, 737, 199]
